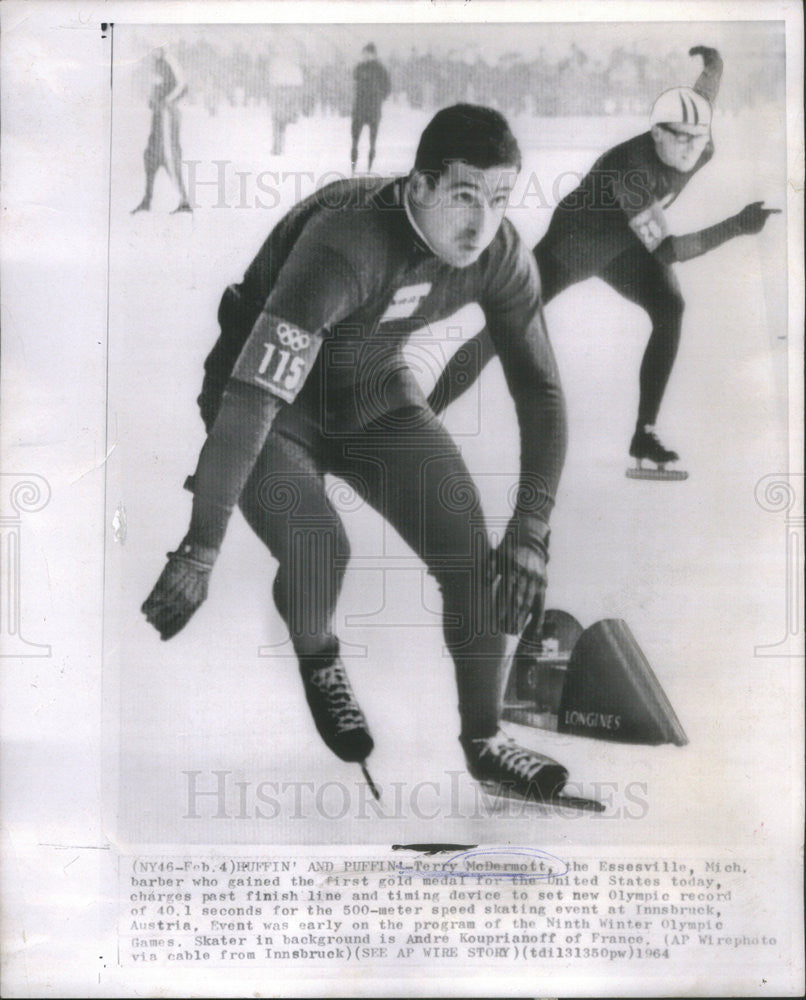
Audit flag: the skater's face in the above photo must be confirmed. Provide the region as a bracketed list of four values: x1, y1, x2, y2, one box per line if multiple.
[408, 161, 517, 268]
[652, 122, 710, 172]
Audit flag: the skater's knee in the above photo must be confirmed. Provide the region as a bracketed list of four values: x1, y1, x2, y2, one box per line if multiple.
[668, 288, 685, 318]
[432, 551, 496, 622]
[441, 574, 499, 649]
[651, 282, 685, 323]
[332, 524, 351, 565]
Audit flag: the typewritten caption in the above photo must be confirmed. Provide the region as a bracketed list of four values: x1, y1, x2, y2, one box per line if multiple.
[120, 853, 782, 967]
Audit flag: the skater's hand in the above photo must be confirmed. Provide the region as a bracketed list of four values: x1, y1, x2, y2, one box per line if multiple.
[493, 516, 549, 635]
[689, 45, 721, 68]
[493, 541, 547, 635]
[141, 541, 217, 640]
[735, 202, 781, 235]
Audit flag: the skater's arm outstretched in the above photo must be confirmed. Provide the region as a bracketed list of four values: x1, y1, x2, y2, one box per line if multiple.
[690, 45, 723, 104]
[489, 299, 565, 634]
[633, 47, 777, 261]
[142, 244, 362, 640]
[481, 230, 568, 635]
[654, 202, 781, 264]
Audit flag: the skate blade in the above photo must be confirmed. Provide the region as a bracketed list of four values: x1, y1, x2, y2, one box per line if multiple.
[361, 761, 381, 801]
[626, 467, 689, 482]
[478, 780, 605, 813]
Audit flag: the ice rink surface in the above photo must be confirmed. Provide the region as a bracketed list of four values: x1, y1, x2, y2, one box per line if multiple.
[105, 94, 791, 845]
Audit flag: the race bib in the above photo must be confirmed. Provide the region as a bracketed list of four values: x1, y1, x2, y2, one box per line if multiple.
[378, 282, 432, 322]
[629, 203, 669, 252]
[232, 313, 321, 403]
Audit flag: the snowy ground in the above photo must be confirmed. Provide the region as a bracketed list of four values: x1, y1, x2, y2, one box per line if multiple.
[104, 90, 791, 846]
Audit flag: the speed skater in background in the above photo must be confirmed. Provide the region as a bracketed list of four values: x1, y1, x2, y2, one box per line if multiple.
[141, 105, 575, 806]
[132, 47, 193, 215]
[428, 47, 780, 479]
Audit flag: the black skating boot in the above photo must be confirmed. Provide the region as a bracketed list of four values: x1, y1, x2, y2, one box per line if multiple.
[461, 730, 568, 802]
[627, 425, 688, 481]
[630, 424, 679, 464]
[299, 653, 374, 764]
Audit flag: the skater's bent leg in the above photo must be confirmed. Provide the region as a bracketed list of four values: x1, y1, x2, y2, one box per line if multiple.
[637, 283, 684, 427]
[238, 426, 350, 658]
[601, 246, 684, 427]
[342, 411, 505, 740]
[533, 240, 577, 304]
[429, 245, 573, 415]
[240, 426, 373, 765]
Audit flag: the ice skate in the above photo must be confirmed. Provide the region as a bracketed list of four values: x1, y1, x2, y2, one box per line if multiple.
[627, 425, 688, 481]
[463, 731, 604, 812]
[300, 656, 378, 796]
[462, 730, 568, 802]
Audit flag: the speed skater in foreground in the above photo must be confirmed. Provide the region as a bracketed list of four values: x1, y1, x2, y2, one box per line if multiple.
[428, 47, 780, 480]
[142, 104, 581, 808]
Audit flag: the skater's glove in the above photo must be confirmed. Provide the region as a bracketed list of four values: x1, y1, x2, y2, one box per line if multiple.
[689, 45, 721, 68]
[493, 515, 549, 636]
[690, 45, 723, 103]
[734, 202, 781, 235]
[661, 201, 781, 264]
[141, 539, 218, 640]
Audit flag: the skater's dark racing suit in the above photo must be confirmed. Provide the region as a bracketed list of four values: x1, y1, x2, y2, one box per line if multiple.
[533, 128, 713, 432]
[192, 174, 566, 743]
[428, 49, 778, 465]
[142, 105, 576, 802]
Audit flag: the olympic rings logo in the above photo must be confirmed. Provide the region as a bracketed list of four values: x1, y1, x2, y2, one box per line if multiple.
[276, 322, 310, 352]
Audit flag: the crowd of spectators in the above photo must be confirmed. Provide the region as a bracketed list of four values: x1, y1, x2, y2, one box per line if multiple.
[135, 37, 784, 119]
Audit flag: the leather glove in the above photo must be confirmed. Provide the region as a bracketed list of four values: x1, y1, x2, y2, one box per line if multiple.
[689, 45, 721, 67]
[141, 540, 218, 640]
[734, 202, 781, 235]
[492, 514, 549, 636]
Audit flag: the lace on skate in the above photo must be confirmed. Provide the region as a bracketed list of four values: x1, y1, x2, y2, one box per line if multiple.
[464, 731, 569, 804]
[301, 660, 379, 799]
[307, 663, 367, 735]
[473, 733, 556, 783]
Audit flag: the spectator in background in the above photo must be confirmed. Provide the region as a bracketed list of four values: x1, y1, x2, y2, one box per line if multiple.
[269, 53, 304, 156]
[350, 43, 391, 173]
[132, 47, 192, 214]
